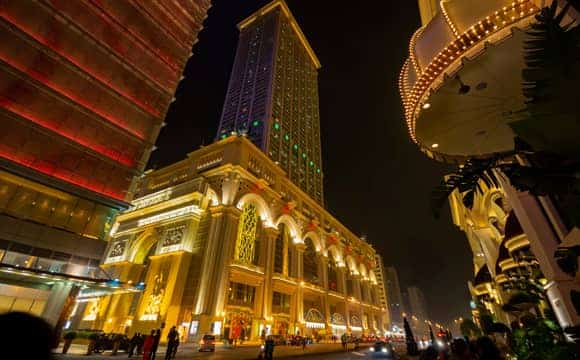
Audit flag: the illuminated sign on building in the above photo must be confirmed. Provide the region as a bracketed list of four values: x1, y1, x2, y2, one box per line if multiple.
[137, 205, 201, 227]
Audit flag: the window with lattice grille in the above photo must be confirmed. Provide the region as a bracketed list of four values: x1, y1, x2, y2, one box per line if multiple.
[235, 203, 258, 264]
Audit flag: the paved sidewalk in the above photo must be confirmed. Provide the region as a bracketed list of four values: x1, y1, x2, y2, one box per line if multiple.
[53, 342, 370, 359]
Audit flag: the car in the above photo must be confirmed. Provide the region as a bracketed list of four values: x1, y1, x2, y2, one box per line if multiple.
[369, 341, 396, 358]
[199, 334, 216, 352]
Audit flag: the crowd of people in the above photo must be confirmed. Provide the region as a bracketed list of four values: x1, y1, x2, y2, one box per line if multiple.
[126, 326, 180, 360]
[0, 311, 186, 360]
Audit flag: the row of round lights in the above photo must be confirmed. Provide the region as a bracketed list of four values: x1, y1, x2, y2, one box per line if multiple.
[409, 26, 425, 75]
[400, 0, 539, 144]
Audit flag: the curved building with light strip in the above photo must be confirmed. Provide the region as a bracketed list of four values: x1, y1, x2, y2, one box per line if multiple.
[403, 0, 580, 331]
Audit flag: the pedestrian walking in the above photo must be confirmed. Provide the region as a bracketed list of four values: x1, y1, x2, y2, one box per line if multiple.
[165, 326, 179, 360]
[151, 329, 161, 360]
[136, 333, 144, 355]
[340, 333, 347, 351]
[128, 332, 140, 358]
[142, 331, 155, 360]
[301, 336, 307, 351]
[171, 337, 179, 358]
[264, 335, 275, 360]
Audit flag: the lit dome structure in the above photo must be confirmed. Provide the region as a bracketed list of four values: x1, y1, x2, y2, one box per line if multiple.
[398, 0, 576, 162]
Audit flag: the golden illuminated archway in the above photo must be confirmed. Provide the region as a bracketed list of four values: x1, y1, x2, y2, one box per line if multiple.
[130, 232, 159, 264]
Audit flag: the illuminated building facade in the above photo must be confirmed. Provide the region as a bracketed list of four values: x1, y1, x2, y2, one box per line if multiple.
[449, 178, 551, 326]
[216, 0, 324, 204]
[373, 254, 391, 330]
[0, 0, 211, 327]
[84, 136, 388, 341]
[400, 0, 580, 330]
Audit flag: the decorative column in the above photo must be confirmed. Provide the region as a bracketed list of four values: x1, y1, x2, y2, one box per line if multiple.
[261, 227, 279, 322]
[320, 256, 331, 331]
[337, 267, 350, 330]
[295, 243, 305, 332]
[42, 282, 79, 342]
[353, 274, 364, 333]
[498, 171, 580, 328]
[192, 205, 240, 337]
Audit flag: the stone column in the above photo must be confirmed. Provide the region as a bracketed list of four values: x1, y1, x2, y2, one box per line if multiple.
[296, 244, 305, 326]
[320, 257, 331, 331]
[42, 282, 80, 343]
[261, 227, 278, 321]
[338, 267, 350, 330]
[498, 172, 580, 328]
[192, 205, 240, 337]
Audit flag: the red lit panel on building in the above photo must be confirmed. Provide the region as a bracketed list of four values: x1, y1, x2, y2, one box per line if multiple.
[0, 0, 211, 203]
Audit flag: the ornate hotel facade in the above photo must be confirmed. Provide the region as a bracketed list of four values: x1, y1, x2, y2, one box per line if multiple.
[448, 176, 551, 326]
[76, 137, 389, 341]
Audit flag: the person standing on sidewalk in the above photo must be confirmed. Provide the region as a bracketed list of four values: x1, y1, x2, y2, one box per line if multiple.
[264, 335, 275, 360]
[340, 333, 347, 351]
[165, 326, 178, 360]
[142, 330, 155, 360]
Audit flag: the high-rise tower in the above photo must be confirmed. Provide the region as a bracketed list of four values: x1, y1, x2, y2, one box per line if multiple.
[217, 0, 324, 203]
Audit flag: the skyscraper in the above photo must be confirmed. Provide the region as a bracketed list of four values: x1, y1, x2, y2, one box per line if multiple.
[385, 266, 405, 326]
[408, 286, 429, 322]
[217, 0, 324, 203]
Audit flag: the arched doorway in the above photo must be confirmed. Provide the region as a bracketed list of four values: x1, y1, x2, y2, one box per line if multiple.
[303, 238, 319, 285]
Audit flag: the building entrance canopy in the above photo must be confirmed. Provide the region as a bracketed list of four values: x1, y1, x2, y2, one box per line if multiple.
[400, 0, 544, 161]
[0, 262, 143, 299]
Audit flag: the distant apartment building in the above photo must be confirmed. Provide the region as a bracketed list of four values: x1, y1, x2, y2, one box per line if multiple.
[385, 266, 404, 327]
[408, 286, 429, 322]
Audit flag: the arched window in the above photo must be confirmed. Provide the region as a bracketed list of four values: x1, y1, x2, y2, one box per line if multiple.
[235, 203, 259, 264]
[328, 258, 338, 291]
[274, 223, 289, 274]
[303, 238, 319, 284]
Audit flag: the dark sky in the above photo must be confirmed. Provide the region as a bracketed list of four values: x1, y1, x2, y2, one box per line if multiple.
[149, 0, 473, 327]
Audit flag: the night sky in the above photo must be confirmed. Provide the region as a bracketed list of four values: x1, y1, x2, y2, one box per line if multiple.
[149, 0, 473, 327]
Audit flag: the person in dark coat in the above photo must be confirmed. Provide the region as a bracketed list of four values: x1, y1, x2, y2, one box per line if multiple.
[165, 326, 178, 360]
[264, 335, 275, 360]
[128, 332, 140, 358]
[171, 336, 179, 358]
[150, 329, 161, 360]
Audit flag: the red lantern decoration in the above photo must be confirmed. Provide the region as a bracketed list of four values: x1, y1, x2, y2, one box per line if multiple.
[326, 235, 338, 246]
[250, 182, 265, 194]
[307, 220, 318, 231]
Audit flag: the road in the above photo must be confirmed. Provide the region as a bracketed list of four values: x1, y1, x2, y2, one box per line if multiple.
[53, 342, 413, 360]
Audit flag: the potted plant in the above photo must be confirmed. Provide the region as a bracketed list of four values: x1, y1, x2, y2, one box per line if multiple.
[62, 331, 77, 354]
